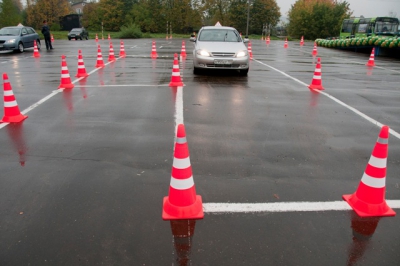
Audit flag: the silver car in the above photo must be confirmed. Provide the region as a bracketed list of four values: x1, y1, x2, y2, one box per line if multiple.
[0, 26, 41, 53]
[190, 26, 249, 75]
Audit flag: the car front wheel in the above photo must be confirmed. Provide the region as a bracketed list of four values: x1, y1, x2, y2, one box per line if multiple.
[17, 42, 24, 53]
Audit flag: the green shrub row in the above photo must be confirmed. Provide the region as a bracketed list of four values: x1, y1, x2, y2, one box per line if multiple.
[316, 36, 400, 49]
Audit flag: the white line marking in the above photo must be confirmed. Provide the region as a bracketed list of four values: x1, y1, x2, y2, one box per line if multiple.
[254, 59, 400, 140]
[175, 86, 184, 127]
[203, 200, 400, 213]
[76, 84, 169, 87]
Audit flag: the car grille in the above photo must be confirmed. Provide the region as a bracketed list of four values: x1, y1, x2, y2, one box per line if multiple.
[211, 52, 235, 57]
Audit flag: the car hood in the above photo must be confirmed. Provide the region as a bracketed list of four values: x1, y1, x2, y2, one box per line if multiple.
[0, 35, 19, 41]
[195, 41, 246, 53]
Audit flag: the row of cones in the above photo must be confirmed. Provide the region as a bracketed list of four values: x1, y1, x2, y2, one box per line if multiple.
[95, 33, 111, 42]
[308, 46, 375, 91]
[150, 40, 187, 59]
[31, 40, 126, 60]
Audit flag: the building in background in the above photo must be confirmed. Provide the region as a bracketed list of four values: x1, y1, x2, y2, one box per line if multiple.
[60, 1, 87, 31]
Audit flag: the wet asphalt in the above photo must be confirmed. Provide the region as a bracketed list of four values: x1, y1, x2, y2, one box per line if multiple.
[0, 38, 399, 265]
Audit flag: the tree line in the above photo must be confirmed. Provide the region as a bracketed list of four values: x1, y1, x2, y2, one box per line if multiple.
[0, 0, 352, 39]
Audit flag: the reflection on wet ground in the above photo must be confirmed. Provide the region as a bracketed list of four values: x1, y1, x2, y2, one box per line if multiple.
[170, 219, 197, 266]
[347, 212, 381, 266]
[6, 122, 28, 166]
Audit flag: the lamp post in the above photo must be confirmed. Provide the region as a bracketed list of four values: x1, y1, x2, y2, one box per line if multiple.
[246, 0, 250, 37]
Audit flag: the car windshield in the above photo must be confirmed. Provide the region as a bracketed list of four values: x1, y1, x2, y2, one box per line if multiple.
[0, 28, 21, 36]
[198, 29, 240, 42]
[71, 29, 81, 33]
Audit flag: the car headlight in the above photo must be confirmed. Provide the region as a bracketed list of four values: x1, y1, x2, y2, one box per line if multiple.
[6, 39, 16, 44]
[196, 49, 211, 57]
[236, 50, 247, 58]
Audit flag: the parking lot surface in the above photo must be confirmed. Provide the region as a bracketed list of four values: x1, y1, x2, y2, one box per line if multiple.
[0, 38, 399, 265]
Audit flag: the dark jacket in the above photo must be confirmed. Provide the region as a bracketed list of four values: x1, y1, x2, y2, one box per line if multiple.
[41, 25, 50, 37]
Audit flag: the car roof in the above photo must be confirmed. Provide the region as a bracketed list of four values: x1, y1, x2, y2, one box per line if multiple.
[200, 26, 237, 31]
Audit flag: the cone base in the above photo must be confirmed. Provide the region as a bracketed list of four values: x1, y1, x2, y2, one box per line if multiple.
[366, 62, 375, 67]
[58, 83, 75, 89]
[119, 54, 126, 58]
[33, 54, 40, 58]
[312, 52, 318, 56]
[95, 63, 105, 68]
[308, 84, 324, 90]
[169, 81, 184, 87]
[151, 54, 158, 59]
[162, 196, 204, 220]
[1, 114, 28, 123]
[343, 194, 396, 217]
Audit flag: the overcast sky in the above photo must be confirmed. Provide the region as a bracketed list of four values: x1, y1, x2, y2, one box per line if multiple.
[278, 0, 400, 18]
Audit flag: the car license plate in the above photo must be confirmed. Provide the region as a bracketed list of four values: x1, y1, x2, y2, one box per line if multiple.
[214, 60, 232, 65]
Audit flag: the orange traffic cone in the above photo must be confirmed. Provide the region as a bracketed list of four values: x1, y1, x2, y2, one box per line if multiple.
[119, 40, 126, 58]
[248, 41, 253, 60]
[266, 36, 270, 45]
[33, 40, 40, 58]
[343, 125, 396, 217]
[51, 34, 54, 42]
[300, 36, 304, 46]
[1, 73, 28, 123]
[95, 44, 105, 68]
[95, 33, 98, 42]
[180, 41, 187, 58]
[284, 38, 288, 48]
[58, 55, 74, 89]
[169, 53, 184, 87]
[312, 42, 318, 56]
[162, 124, 203, 220]
[166, 34, 169, 40]
[308, 58, 324, 90]
[151, 41, 158, 59]
[261, 36, 264, 41]
[108, 42, 116, 62]
[76, 50, 89, 78]
[366, 48, 376, 67]
[108, 33, 111, 40]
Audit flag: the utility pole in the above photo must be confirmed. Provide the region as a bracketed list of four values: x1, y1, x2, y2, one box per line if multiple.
[246, 0, 250, 37]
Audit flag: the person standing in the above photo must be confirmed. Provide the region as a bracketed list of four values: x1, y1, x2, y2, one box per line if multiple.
[41, 20, 53, 50]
